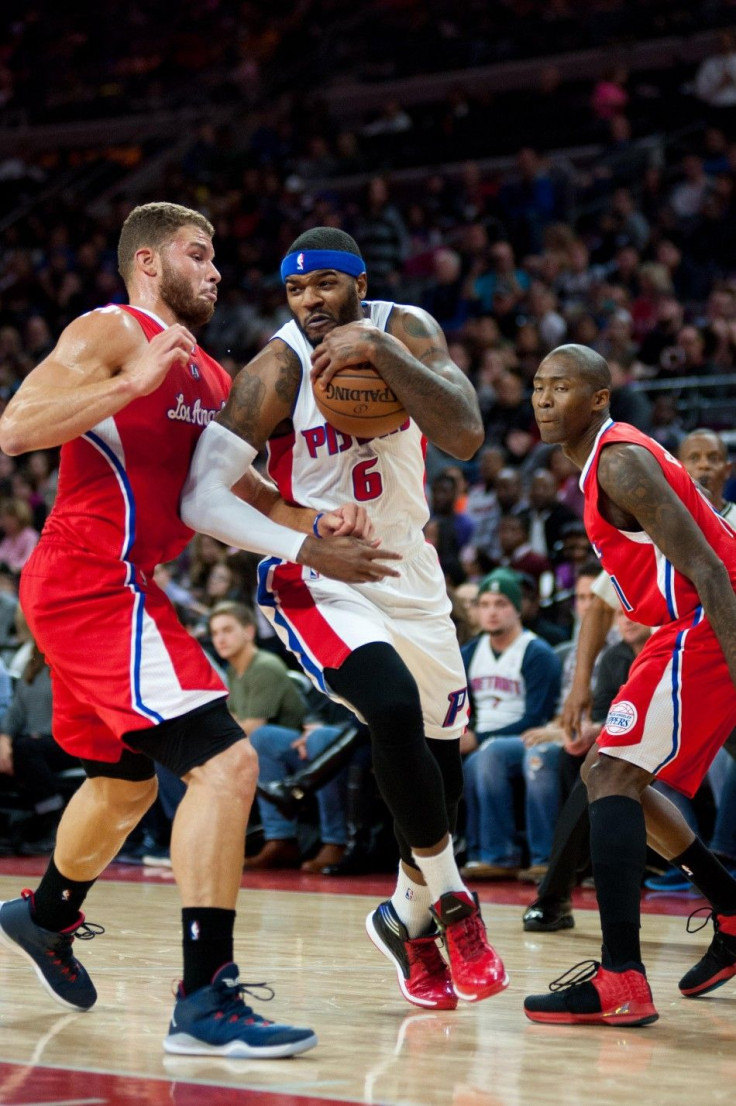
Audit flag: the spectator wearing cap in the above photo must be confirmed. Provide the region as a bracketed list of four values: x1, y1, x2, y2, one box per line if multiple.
[459, 568, 562, 881]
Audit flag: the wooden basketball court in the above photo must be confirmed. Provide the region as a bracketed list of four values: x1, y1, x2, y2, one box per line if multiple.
[1, 860, 734, 1106]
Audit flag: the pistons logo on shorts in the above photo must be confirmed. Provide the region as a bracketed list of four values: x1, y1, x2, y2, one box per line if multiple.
[605, 700, 638, 735]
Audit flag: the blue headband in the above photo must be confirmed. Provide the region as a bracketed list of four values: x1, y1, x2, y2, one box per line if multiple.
[280, 249, 365, 282]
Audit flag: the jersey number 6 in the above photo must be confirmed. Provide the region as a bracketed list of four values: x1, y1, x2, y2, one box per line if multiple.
[352, 458, 383, 502]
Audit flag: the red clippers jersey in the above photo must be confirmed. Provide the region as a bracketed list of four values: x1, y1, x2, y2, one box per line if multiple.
[581, 419, 736, 625]
[42, 305, 231, 571]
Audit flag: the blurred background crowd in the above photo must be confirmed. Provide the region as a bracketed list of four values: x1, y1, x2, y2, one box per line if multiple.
[3, 0, 736, 873]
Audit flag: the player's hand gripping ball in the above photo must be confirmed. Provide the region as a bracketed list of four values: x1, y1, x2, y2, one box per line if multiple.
[313, 361, 407, 438]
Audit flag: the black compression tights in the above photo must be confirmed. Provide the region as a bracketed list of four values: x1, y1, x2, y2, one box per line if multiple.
[326, 642, 462, 861]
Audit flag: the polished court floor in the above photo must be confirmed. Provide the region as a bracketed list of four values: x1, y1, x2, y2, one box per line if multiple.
[0, 860, 734, 1106]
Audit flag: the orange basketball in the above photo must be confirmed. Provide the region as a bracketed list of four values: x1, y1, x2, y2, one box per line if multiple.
[313, 362, 408, 439]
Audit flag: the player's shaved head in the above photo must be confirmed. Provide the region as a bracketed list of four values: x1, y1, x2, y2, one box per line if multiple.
[542, 344, 612, 392]
[679, 427, 728, 460]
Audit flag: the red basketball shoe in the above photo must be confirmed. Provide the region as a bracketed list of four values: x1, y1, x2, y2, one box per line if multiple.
[366, 901, 457, 1010]
[429, 891, 508, 1002]
[524, 959, 658, 1026]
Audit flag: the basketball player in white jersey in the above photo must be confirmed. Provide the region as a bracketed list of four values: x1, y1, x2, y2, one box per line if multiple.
[182, 227, 509, 1009]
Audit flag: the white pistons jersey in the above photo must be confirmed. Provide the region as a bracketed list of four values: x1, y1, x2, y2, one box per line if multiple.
[469, 630, 537, 736]
[258, 300, 469, 740]
[267, 301, 429, 553]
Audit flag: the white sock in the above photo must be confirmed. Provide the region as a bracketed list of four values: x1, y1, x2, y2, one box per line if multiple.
[411, 839, 470, 905]
[390, 864, 433, 938]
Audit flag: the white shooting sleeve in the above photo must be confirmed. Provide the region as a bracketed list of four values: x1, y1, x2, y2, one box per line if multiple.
[181, 421, 307, 563]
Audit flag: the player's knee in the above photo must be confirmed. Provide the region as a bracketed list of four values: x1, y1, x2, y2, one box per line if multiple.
[587, 751, 649, 801]
[365, 682, 422, 743]
[192, 738, 258, 804]
[328, 643, 422, 741]
[89, 775, 158, 826]
[579, 744, 600, 788]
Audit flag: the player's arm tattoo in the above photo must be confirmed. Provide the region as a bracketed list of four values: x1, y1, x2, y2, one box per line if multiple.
[218, 342, 300, 451]
[400, 312, 436, 341]
[599, 442, 736, 681]
[273, 343, 302, 405]
[377, 307, 483, 458]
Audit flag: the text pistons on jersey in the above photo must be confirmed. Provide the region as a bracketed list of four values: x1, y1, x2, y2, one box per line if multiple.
[167, 394, 226, 426]
[301, 419, 410, 458]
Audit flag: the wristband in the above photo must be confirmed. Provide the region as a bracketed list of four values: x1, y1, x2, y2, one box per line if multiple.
[312, 512, 326, 538]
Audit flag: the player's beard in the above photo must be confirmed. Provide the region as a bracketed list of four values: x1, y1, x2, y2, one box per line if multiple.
[160, 260, 215, 327]
[297, 284, 364, 349]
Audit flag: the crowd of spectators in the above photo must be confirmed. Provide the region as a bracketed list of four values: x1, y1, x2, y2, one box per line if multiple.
[3, 2, 735, 128]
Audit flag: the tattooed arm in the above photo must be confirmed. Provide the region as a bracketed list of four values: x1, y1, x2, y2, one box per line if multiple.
[598, 442, 736, 687]
[218, 338, 301, 452]
[309, 307, 484, 458]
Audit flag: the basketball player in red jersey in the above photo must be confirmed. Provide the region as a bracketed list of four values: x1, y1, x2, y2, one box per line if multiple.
[524, 343, 736, 1026]
[182, 227, 509, 1012]
[0, 203, 399, 1058]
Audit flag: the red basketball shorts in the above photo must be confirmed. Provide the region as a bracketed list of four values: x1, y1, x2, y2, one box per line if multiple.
[20, 541, 226, 762]
[599, 611, 736, 797]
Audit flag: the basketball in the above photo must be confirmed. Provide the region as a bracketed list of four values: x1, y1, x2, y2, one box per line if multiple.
[313, 361, 408, 438]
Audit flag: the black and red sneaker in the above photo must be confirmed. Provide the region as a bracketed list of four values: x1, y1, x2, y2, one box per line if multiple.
[429, 891, 508, 1002]
[524, 959, 658, 1026]
[679, 908, 736, 997]
[366, 901, 457, 1010]
[0, 890, 102, 1011]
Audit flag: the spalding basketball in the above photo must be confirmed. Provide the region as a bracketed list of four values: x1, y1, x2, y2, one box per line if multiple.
[313, 362, 408, 438]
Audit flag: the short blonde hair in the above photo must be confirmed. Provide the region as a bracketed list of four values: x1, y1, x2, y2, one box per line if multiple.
[208, 602, 255, 631]
[117, 202, 214, 284]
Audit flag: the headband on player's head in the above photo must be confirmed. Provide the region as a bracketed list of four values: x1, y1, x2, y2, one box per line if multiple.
[280, 249, 366, 283]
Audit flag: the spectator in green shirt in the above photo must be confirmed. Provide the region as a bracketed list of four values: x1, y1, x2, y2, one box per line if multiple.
[208, 602, 306, 735]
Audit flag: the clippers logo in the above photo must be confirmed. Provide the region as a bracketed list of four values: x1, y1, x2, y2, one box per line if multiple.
[297, 252, 305, 271]
[605, 700, 638, 735]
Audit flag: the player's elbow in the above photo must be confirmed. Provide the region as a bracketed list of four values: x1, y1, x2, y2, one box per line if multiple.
[452, 421, 485, 460]
[0, 414, 31, 456]
[179, 482, 206, 532]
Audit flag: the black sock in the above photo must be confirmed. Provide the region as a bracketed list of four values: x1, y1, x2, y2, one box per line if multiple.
[673, 838, 736, 915]
[590, 795, 646, 970]
[182, 907, 236, 995]
[32, 857, 96, 932]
